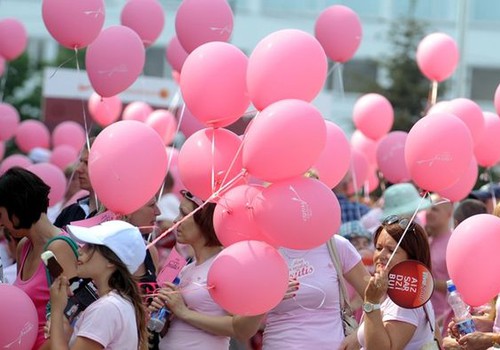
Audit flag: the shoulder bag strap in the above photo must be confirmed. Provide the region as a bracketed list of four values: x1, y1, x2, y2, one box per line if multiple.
[327, 237, 353, 312]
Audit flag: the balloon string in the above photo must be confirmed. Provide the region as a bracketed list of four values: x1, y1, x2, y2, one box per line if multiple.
[332, 62, 345, 101]
[430, 80, 438, 106]
[211, 127, 216, 194]
[385, 191, 429, 269]
[0, 62, 8, 102]
[350, 158, 362, 220]
[48, 55, 76, 79]
[292, 282, 326, 311]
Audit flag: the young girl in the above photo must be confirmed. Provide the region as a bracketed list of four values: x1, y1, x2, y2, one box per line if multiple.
[49, 220, 148, 350]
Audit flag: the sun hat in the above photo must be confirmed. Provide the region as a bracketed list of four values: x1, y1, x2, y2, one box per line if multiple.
[382, 183, 432, 217]
[66, 220, 146, 274]
[338, 220, 372, 241]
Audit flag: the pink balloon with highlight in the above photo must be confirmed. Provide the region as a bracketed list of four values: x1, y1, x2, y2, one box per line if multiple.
[353, 93, 394, 140]
[351, 129, 377, 167]
[52, 121, 86, 152]
[50, 145, 79, 170]
[405, 112, 473, 192]
[121, 0, 164, 47]
[88, 92, 123, 127]
[347, 149, 370, 195]
[0, 18, 27, 61]
[314, 5, 362, 63]
[416, 32, 459, 82]
[447, 214, 500, 306]
[28, 163, 67, 206]
[180, 42, 249, 127]
[175, 0, 233, 53]
[146, 109, 178, 145]
[42, 0, 105, 49]
[0, 154, 32, 175]
[438, 157, 478, 202]
[165, 36, 188, 73]
[86, 25, 145, 97]
[243, 99, 326, 183]
[0, 103, 20, 141]
[474, 111, 500, 167]
[122, 101, 153, 122]
[207, 240, 288, 316]
[15, 120, 50, 153]
[444, 98, 484, 146]
[247, 29, 327, 111]
[376, 131, 411, 184]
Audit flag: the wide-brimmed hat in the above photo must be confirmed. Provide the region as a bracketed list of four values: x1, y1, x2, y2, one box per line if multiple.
[339, 220, 372, 241]
[382, 183, 432, 217]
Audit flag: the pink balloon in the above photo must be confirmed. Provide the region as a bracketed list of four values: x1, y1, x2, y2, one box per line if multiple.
[175, 0, 233, 53]
[213, 184, 268, 247]
[0, 154, 32, 175]
[405, 112, 473, 192]
[88, 92, 123, 127]
[178, 128, 243, 200]
[146, 109, 178, 145]
[0, 103, 20, 141]
[314, 5, 362, 63]
[122, 101, 153, 122]
[0, 142, 4, 162]
[0, 18, 27, 61]
[351, 129, 378, 167]
[247, 29, 327, 111]
[28, 163, 67, 206]
[180, 42, 249, 127]
[171, 70, 181, 85]
[178, 106, 205, 138]
[353, 93, 394, 140]
[444, 98, 485, 146]
[416, 32, 459, 82]
[15, 120, 50, 153]
[376, 131, 411, 184]
[0, 285, 38, 350]
[86, 25, 145, 97]
[120, 0, 164, 47]
[42, 0, 105, 49]
[447, 214, 500, 306]
[207, 240, 289, 315]
[427, 100, 450, 114]
[348, 149, 370, 195]
[0, 56, 5, 76]
[253, 177, 341, 250]
[52, 121, 86, 152]
[474, 112, 500, 167]
[438, 157, 478, 202]
[311, 121, 351, 189]
[89, 120, 168, 214]
[165, 36, 188, 73]
[495, 84, 500, 116]
[50, 144, 79, 170]
[243, 99, 327, 183]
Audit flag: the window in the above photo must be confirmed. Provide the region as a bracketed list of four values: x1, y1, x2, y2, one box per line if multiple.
[325, 59, 378, 93]
[144, 46, 167, 77]
[470, 67, 500, 101]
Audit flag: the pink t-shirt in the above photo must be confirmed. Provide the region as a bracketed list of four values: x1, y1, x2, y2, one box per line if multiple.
[263, 235, 361, 350]
[429, 230, 452, 326]
[159, 254, 230, 350]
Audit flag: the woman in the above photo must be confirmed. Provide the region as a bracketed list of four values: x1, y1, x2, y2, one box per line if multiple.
[357, 215, 440, 350]
[0, 167, 78, 349]
[151, 190, 256, 349]
[49, 220, 148, 350]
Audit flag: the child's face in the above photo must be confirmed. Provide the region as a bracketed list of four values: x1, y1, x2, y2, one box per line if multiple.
[350, 236, 370, 251]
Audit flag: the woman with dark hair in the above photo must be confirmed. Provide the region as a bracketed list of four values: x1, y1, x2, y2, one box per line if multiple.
[356, 215, 440, 349]
[49, 220, 148, 350]
[151, 190, 256, 349]
[0, 167, 78, 349]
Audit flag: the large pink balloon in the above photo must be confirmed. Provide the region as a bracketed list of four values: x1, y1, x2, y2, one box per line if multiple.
[122, 101, 153, 122]
[88, 92, 123, 127]
[438, 157, 478, 202]
[89, 120, 168, 214]
[180, 42, 249, 127]
[351, 129, 378, 167]
[353, 93, 394, 141]
[447, 214, 500, 306]
[416, 32, 459, 82]
[376, 131, 411, 184]
[0, 285, 38, 350]
[28, 163, 67, 206]
[0, 103, 20, 141]
[0, 154, 32, 175]
[207, 240, 288, 315]
[247, 29, 328, 111]
[311, 121, 351, 189]
[253, 177, 341, 250]
[165, 36, 189, 73]
[120, 0, 164, 47]
[0, 19, 27, 61]
[474, 112, 500, 167]
[213, 184, 268, 247]
[445, 98, 484, 146]
[405, 112, 473, 192]
[175, 0, 233, 53]
[243, 99, 327, 183]
[52, 121, 85, 152]
[314, 5, 362, 63]
[42, 0, 105, 49]
[15, 120, 50, 153]
[50, 145, 79, 170]
[86, 25, 145, 97]
[146, 109, 178, 145]
[178, 128, 243, 200]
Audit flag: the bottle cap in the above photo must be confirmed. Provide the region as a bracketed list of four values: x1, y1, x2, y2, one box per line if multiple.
[446, 279, 457, 292]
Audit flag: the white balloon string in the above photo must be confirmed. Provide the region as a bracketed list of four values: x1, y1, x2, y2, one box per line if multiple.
[431, 80, 438, 106]
[292, 282, 326, 311]
[331, 62, 345, 101]
[211, 127, 216, 194]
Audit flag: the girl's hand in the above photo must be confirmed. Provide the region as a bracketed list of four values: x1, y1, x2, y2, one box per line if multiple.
[158, 282, 189, 319]
[364, 269, 388, 303]
[283, 278, 300, 300]
[50, 276, 70, 314]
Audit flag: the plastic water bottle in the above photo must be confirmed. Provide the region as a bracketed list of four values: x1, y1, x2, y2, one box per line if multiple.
[447, 280, 476, 335]
[148, 277, 180, 332]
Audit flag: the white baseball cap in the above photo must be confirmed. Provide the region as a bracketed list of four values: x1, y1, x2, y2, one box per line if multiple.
[67, 220, 146, 274]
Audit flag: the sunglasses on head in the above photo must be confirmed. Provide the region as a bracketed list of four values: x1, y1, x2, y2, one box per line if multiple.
[382, 215, 415, 231]
[180, 190, 204, 207]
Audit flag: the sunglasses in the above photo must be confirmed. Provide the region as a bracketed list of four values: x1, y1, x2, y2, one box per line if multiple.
[180, 190, 204, 207]
[382, 215, 415, 231]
